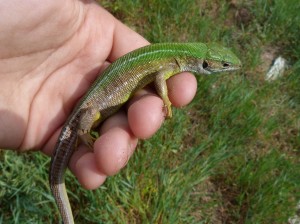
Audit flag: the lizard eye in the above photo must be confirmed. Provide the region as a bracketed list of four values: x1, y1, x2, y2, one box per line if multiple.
[223, 62, 230, 68]
[203, 60, 209, 69]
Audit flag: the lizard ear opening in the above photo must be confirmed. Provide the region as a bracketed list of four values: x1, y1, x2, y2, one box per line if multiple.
[203, 60, 209, 69]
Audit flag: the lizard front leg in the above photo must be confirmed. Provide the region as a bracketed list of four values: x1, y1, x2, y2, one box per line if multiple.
[154, 68, 180, 118]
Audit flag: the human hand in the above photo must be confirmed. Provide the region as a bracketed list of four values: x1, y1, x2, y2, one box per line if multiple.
[0, 0, 197, 189]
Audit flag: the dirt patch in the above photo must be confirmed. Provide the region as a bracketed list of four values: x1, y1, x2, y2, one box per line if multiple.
[189, 178, 225, 223]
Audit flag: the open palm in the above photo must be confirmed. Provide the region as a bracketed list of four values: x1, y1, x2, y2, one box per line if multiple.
[0, 0, 197, 189]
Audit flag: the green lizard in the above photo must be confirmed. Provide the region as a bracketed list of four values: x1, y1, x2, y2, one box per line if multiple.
[49, 42, 241, 224]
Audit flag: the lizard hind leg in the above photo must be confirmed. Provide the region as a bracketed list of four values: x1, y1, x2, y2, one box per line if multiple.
[77, 108, 101, 150]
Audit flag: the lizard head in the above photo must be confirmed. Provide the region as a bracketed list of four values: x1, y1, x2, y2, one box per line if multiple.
[202, 43, 242, 74]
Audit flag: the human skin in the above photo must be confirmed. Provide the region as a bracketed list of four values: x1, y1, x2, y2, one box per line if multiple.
[0, 0, 197, 189]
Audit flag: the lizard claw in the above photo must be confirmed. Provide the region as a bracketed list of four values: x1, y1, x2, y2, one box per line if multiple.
[78, 131, 95, 150]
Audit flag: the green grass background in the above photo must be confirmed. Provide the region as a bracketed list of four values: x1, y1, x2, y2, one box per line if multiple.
[1, 0, 300, 223]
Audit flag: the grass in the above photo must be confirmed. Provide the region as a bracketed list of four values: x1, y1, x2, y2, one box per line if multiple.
[1, 0, 300, 223]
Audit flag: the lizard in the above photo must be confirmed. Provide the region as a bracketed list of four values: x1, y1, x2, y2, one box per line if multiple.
[49, 42, 242, 224]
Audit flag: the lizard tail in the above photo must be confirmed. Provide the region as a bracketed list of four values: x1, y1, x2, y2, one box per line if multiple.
[49, 114, 80, 224]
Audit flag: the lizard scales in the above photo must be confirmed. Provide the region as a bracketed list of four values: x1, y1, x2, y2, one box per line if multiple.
[49, 42, 241, 223]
